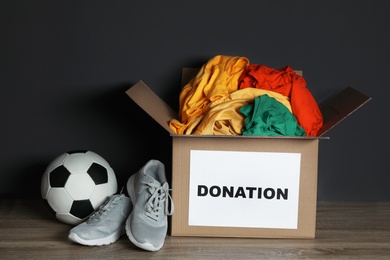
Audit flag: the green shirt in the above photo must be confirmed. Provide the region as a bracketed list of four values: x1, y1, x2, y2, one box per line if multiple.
[239, 94, 306, 137]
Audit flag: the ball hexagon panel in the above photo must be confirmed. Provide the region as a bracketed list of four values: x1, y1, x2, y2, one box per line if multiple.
[86, 151, 110, 168]
[63, 153, 94, 173]
[87, 163, 108, 185]
[41, 171, 51, 199]
[47, 188, 73, 213]
[89, 183, 115, 208]
[65, 173, 95, 200]
[107, 168, 118, 193]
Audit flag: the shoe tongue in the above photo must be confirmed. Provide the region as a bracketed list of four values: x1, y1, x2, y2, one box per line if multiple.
[144, 174, 162, 186]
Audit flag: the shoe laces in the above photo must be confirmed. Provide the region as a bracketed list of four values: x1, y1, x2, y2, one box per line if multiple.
[144, 182, 174, 221]
[89, 195, 121, 221]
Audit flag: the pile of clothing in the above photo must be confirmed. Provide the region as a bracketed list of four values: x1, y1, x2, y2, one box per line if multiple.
[169, 55, 323, 137]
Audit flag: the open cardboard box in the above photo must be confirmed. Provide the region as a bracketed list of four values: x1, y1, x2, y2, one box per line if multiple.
[126, 68, 371, 239]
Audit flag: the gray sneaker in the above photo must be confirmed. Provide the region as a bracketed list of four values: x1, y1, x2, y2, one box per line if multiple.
[68, 193, 132, 246]
[125, 160, 174, 252]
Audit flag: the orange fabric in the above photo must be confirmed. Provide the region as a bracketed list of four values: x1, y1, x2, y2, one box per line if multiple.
[238, 64, 323, 136]
[169, 55, 249, 134]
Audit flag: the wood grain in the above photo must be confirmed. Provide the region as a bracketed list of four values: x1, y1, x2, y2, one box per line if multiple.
[1, 200, 389, 259]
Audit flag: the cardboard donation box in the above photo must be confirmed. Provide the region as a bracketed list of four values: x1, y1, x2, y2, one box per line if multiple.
[126, 69, 371, 239]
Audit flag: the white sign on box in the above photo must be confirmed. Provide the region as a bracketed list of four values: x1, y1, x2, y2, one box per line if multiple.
[188, 150, 301, 229]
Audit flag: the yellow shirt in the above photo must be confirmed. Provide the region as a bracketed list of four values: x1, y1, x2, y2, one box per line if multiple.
[169, 55, 249, 134]
[194, 88, 291, 135]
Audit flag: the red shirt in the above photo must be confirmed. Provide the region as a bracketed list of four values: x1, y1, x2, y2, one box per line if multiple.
[238, 64, 323, 136]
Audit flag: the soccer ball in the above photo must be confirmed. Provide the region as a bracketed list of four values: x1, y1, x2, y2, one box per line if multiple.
[41, 150, 118, 225]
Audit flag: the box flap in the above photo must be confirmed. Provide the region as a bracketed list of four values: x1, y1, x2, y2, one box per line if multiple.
[127, 70, 370, 138]
[126, 81, 177, 134]
[317, 87, 371, 136]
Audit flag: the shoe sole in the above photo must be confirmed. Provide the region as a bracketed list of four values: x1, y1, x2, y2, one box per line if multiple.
[125, 174, 164, 252]
[68, 227, 124, 246]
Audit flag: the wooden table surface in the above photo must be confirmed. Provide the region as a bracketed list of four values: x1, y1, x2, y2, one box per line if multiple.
[1, 199, 389, 259]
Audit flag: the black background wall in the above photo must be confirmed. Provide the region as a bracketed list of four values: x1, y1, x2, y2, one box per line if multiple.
[1, 1, 389, 201]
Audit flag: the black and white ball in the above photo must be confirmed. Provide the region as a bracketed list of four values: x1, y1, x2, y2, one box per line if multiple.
[41, 150, 118, 225]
